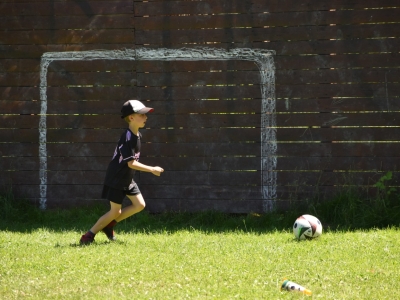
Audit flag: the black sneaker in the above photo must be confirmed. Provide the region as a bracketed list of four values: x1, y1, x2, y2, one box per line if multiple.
[80, 232, 95, 244]
[102, 226, 116, 241]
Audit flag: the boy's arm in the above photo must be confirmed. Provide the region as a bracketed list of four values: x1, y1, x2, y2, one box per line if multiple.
[129, 160, 164, 176]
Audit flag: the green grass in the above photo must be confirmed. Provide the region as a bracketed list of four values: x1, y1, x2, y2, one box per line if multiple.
[1, 187, 400, 299]
[1, 222, 399, 299]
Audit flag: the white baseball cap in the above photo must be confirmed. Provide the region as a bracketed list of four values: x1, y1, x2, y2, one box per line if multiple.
[121, 100, 154, 118]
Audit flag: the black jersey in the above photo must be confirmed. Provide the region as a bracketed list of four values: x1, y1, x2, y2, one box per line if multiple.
[103, 128, 141, 190]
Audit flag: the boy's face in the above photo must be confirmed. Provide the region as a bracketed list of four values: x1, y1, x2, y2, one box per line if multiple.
[129, 113, 148, 128]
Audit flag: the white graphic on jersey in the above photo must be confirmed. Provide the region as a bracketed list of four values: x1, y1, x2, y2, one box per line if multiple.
[126, 130, 131, 142]
[134, 152, 140, 161]
[118, 144, 124, 163]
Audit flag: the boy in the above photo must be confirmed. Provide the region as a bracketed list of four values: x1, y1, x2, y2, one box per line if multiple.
[80, 100, 164, 244]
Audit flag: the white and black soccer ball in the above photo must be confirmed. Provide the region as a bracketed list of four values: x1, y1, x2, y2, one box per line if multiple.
[293, 214, 323, 240]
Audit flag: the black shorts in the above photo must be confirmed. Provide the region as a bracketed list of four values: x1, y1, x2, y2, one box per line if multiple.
[101, 183, 141, 205]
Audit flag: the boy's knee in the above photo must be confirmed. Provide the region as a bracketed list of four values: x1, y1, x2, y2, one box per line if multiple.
[138, 201, 145, 211]
[110, 209, 122, 218]
[134, 200, 145, 212]
[134, 195, 146, 210]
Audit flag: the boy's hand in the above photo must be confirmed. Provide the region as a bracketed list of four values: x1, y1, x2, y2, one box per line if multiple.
[151, 166, 164, 176]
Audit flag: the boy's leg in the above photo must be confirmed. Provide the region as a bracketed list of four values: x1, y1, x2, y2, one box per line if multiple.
[115, 193, 146, 222]
[101, 194, 145, 241]
[80, 202, 121, 244]
[80, 192, 145, 244]
[90, 201, 122, 234]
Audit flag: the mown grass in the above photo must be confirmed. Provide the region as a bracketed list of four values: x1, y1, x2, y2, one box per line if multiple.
[2, 226, 400, 300]
[1, 184, 400, 299]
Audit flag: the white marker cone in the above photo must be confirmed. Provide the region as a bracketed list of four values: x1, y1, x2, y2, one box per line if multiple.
[281, 279, 312, 296]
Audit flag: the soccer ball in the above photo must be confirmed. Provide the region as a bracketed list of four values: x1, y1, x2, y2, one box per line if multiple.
[293, 214, 323, 240]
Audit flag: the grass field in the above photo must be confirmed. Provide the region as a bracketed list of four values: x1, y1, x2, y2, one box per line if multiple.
[1, 188, 400, 299]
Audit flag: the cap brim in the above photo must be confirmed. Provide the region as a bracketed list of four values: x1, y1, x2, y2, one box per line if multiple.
[121, 107, 154, 118]
[136, 107, 154, 114]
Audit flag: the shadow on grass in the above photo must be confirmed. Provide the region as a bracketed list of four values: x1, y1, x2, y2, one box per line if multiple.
[1, 189, 399, 235]
[65, 240, 128, 248]
[0, 204, 299, 235]
[0, 193, 302, 234]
